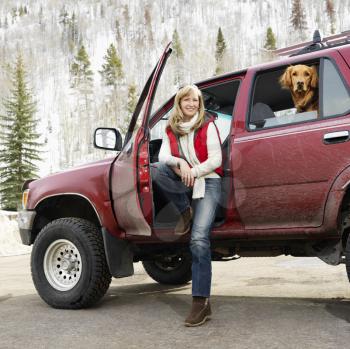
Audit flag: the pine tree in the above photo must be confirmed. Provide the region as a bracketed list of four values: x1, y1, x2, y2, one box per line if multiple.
[119, 83, 138, 135]
[215, 27, 227, 75]
[173, 29, 184, 60]
[123, 5, 130, 25]
[99, 44, 123, 88]
[326, 0, 336, 34]
[19, 6, 25, 17]
[264, 27, 277, 50]
[11, 7, 17, 23]
[127, 84, 138, 114]
[290, 0, 308, 39]
[99, 44, 125, 135]
[172, 29, 184, 86]
[144, 6, 154, 44]
[115, 19, 121, 43]
[0, 54, 42, 210]
[59, 6, 70, 26]
[70, 45, 93, 89]
[69, 12, 79, 49]
[69, 45, 95, 159]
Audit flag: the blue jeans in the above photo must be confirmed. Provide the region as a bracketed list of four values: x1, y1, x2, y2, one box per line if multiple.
[151, 162, 222, 297]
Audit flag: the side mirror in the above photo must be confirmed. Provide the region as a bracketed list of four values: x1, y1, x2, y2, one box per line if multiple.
[94, 128, 123, 151]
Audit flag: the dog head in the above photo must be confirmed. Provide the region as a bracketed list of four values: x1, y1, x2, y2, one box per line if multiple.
[280, 64, 318, 94]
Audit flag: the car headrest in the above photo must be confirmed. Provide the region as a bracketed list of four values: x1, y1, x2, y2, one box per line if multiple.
[251, 103, 275, 122]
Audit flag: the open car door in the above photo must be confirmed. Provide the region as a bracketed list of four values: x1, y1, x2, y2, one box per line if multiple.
[111, 43, 172, 236]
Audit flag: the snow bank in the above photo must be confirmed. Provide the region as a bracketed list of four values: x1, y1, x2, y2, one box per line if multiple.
[0, 210, 32, 257]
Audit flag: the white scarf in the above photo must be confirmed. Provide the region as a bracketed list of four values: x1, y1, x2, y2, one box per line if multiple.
[178, 113, 205, 199]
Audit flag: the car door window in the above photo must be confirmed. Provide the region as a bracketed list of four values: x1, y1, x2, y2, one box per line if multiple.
[248, 58, 350, 131]
[248, 62, 320, 130]
[322, 59, 350, 117]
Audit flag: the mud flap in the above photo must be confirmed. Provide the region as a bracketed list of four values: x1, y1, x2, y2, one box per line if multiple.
[308, 240, 342, 266]
[101, 228, 134, 277]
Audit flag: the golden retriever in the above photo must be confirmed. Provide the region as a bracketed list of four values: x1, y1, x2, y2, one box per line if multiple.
[279, 64, 318, 114]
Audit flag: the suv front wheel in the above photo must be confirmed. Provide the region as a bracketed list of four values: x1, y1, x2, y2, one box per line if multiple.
[31, 217, 111, 309]
[142, 253, 192, 285]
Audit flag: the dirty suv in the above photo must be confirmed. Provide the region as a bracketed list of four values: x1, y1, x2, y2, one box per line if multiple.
[18, 31, 350, 308]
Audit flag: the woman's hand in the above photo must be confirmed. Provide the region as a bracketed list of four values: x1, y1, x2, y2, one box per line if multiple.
[171, 165, 182, 177]
[179, 159, 195, 187]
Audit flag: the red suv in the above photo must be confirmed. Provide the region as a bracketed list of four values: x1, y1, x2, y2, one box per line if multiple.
[18, 31, 350, 309]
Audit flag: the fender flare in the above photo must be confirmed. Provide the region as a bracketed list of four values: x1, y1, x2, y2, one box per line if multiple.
[323, 165, 350, 236]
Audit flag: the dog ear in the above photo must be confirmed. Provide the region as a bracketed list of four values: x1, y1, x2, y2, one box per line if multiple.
[310, 65, 318, 88]
[279, 66, 292, 89]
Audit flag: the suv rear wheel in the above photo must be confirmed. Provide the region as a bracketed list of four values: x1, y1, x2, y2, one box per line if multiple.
[142, 253, 192, 285]
[31, 218, 111, 309]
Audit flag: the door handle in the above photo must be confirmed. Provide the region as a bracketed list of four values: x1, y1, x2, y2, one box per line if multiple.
[323, 130, 350, 144]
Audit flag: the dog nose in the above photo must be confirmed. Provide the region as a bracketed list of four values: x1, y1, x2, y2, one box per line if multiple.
[297, 81, 304, 87]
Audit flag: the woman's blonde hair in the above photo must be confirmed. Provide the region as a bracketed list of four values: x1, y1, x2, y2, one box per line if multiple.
[168, 84, 205, 136]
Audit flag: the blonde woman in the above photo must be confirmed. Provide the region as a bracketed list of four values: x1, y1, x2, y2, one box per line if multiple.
[151, 85, 223, 326]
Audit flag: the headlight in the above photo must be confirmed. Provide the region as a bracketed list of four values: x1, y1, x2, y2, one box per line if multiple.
[22, 189, 30, 209]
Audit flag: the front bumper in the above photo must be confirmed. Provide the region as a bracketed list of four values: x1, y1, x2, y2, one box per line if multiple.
[17, 210, 36, 245]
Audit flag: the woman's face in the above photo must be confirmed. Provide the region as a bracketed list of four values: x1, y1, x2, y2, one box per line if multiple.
[180, 91, 200, 120]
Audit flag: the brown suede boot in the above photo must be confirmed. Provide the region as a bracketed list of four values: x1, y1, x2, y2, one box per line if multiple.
[174, 206, 193, 235]
[184, 297, 211, 327]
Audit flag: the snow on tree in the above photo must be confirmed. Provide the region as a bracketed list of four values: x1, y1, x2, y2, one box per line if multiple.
[215, 27, 227, 75]
[0, 54, 42, 211]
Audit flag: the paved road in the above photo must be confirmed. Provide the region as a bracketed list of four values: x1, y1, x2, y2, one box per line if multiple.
[1, 254, 350, 349]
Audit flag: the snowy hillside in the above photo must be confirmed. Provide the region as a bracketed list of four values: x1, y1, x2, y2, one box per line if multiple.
[0, 0, 349, 176]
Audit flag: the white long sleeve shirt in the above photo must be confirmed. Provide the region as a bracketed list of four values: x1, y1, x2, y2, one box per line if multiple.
[158, 122, 222, 179]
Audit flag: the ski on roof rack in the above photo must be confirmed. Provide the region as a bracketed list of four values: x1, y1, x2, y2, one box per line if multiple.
[274, 30, 350, 57]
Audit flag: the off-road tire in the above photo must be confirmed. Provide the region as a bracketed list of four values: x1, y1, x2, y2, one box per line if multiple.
[142, 253, 192, 285]
[31, 218, 111, 309]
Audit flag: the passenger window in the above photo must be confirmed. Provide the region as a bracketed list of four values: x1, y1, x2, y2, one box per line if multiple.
[249, 63, 319, 130]
[322, 59, 350, 117]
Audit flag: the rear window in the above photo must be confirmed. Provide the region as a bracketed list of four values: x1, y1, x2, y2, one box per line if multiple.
[248, 58, 350, 131]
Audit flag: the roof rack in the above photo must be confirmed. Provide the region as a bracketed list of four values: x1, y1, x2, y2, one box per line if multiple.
[274, 30, 350, 57]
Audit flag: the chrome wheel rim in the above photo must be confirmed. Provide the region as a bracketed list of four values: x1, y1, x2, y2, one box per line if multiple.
[43, 239, 82, 291]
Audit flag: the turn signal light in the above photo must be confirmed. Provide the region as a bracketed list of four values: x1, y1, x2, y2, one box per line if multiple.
[22, 189, 30, 209]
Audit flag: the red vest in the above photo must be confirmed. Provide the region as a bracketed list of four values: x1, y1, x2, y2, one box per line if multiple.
[165, 113, 224, 176]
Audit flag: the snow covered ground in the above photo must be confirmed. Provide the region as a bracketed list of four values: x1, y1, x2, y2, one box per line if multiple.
[0, 210, 31, 257]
